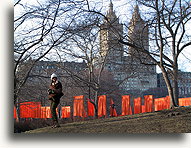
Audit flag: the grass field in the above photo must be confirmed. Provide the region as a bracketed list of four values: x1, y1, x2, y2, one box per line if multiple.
[25, 107, 191, 134]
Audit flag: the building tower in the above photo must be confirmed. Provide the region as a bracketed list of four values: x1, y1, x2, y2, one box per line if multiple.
[99, 0, 124, 67]
[128, 5, 156, 74]
[128, 5, 149, 59]
[99, 2, 157, 91]
[124, 5, 157, 91]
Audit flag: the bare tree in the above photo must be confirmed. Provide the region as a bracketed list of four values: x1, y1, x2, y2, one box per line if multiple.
[13, 1, 143, 123]
[119, 0, 191, 107]
[14, 0, 120, 118]
[54, 20, 120, 117]
[14, 0, 99, 118]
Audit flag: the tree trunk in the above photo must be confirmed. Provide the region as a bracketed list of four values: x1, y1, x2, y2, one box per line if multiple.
[173, 64, 179, 107]
[94, 90, 98, 119]
[88, 69, 92, 100]
[161, 67, 177, 108]
[14, 94, 20, 122]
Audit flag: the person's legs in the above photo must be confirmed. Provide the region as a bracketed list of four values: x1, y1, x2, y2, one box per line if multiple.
[50, 100, 60, 128]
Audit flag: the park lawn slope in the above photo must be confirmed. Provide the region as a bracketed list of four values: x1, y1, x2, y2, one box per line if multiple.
[26, 107, 191, 134]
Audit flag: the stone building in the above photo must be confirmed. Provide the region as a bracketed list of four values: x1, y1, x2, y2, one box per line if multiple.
[157, 72, 191, 97]
[99, 1, 157, 92]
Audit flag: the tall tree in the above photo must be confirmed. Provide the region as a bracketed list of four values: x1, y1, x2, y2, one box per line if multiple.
[14, 0, 97, 118]
[14, 0, 118, 118]
[119, 0, 191, 107]
[54, 22, 120, 118]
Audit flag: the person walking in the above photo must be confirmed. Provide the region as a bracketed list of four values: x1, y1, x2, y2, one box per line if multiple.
[48, 73, 63, 128]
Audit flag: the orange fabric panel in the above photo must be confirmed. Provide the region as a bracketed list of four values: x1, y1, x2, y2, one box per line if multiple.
[14, 106, 17, 119]
[179, 98, 191, 106]
[154, 96, 170, 111]
[87, 99, 95, 117]
[165, 96, 171, 109]
[142, 105, 145, 113]
[20, 102, 41, 118]
[134, 97, 142, 114]
[73, 95, 86, 117]
[34, 102, 41, 118]
[154, 98, 159, 111]
[154, 98, 164, 111]
[40, 106, 51, 118]
[144, 95, 153, 113]
[40, 107, 46, 118]
[98, 95, 107, 117]
[61, 106, 71, 118]
[121, 95, 131, 116]
[20, 103, 30, 118]
[110, 98, 118, 117]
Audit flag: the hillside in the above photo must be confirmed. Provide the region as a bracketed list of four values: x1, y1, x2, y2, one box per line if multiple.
[25, 107, 191, 134]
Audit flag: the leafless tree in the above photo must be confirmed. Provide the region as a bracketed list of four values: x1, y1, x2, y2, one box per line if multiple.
[54, 20, 121, 117]
[14, 0, 120, 118]
[119, 0, 191, 107]
[14, 0, 102, 118]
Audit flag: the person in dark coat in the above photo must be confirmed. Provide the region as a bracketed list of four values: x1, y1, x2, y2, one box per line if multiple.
[48, 73, 63, 128]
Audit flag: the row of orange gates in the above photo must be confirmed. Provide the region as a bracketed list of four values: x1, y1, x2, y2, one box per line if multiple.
[14, 95, 191, 119]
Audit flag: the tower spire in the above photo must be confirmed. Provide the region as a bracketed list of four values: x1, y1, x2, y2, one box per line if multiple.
[109, 0, 113, 9]
[132, 4, 142, 21]
[108, 0, 114, 14]
[106, 0, 118, 23]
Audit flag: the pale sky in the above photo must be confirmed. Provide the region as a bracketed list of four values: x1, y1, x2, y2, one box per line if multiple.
[14, 0, 191, 72]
